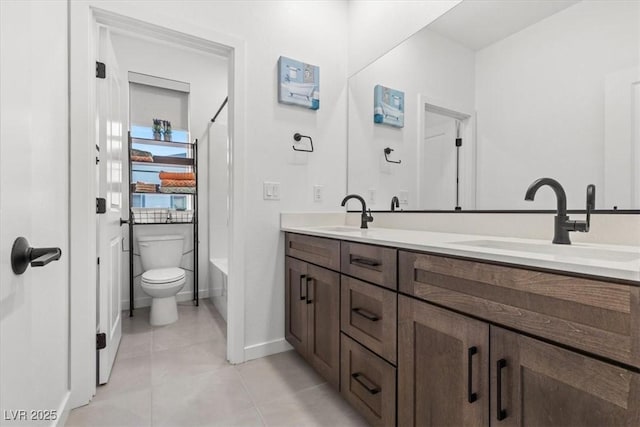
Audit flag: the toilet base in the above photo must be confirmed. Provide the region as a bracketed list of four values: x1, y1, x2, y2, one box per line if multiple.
[150, 296, 179, 326]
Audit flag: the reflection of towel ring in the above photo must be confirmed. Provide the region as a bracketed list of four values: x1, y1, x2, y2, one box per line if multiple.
[384, 147, 401, 164]
[293, 133, 314, 152]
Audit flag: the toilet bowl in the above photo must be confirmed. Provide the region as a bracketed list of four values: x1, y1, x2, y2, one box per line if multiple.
[138, 234, 186, 326]
[141, 267, 186, 325]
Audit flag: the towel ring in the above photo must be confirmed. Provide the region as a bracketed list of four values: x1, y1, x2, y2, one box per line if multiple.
[293, 133, 314, 152]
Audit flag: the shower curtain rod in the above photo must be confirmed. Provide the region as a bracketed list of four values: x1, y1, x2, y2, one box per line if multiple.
[210, 96, 228, 123]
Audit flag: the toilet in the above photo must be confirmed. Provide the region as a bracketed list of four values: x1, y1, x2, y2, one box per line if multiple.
[138, 234, 186, 326]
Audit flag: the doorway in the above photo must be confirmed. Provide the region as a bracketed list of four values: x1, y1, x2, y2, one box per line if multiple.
[70, 5, 247, 408]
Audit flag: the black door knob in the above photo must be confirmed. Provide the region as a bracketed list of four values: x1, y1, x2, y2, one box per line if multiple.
[11, 237, 62, 275]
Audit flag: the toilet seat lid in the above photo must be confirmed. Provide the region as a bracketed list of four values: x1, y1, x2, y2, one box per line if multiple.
[142, 267, 185, 284]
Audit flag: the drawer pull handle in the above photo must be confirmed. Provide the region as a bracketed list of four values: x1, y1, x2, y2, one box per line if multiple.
[350, 256, 381, 267]
[467, 346, 478, 403]
[306, 277, 313, 304]
[352, 307, 380, 322]
[351, 372, 380, 395]
[299, 275, 307, 301]
[497, 358, 507, 421]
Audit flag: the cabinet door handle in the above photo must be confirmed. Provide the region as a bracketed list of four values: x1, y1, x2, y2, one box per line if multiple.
[350, 256, 381, 268]
[351, 372, 380, 395]
[299, 275, 307, 301]
[306, 277, 313, 304]
[468, 346, 478, 403]
[496, 358, 507, 421]
[352, 307, 380, 322]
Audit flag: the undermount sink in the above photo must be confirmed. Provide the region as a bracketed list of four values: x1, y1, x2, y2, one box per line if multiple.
[452, 239, 640, 262]
[314, 226, 363, 233]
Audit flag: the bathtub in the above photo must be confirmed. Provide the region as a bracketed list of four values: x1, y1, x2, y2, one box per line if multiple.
[209, 258, 228, 321]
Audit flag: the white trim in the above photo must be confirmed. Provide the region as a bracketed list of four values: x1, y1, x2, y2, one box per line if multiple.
[244, 339, 293, 362]
[53, 391, 71, 427]
[128, 71, 190, 93]
[70, 3, 247, 408]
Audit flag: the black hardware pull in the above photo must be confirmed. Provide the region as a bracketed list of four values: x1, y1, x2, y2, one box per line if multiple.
[11, 237, 62, 275]
[306, 277, 313, 304]
[299, 275, 307, 301]
[467, 346, 478, 403]
[497, 358, 507, 421]
[350, 256, 381, 267]
[352, 307, 380, 322]
[351, 372, 380, 395]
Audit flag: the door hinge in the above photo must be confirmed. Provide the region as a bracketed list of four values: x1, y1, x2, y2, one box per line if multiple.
[97, 257, 100, 265]
[96, 61, 106, 79]
[96, 198, 106, 214]
[455, 138, 462, 147]
[96, 333, 106, 350]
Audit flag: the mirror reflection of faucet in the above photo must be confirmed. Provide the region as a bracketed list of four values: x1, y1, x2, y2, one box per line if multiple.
[391, 196, 400, 211]
[524, 178, 595, 244]
[341, 194, 374, 229]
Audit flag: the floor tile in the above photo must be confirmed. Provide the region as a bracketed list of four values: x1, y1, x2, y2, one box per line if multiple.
[66, 389, 151, 427]
[152, 320, 223, 352]
[93, 353, 151, 402]
[151, 339, 228, 386]
[151, 367, 255, 427]
[257, 383, 368, 427]
[236, 350, 325, 405]
[117, 329, 152, 360]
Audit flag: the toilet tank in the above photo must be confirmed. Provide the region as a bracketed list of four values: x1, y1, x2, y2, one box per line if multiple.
[138, 234, 184, 271]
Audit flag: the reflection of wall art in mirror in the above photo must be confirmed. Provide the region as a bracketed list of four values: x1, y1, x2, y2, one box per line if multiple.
[374, 85, 404, 127]
[277, 56, 320, 110]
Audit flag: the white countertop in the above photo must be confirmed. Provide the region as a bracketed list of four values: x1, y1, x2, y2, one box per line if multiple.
[281, 224, 640, 283]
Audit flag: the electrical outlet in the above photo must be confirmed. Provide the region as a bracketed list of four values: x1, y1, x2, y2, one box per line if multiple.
[368, 188, 376, 203]
[399, 190, 409, 205]
[313, 185, 323, 202]
[263, 182, 280, 200]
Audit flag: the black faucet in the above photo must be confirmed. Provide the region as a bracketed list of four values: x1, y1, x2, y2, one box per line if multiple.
[390, 196, 400, 211]
[524, 178, 595, 244]
[341, 194, 373, 229]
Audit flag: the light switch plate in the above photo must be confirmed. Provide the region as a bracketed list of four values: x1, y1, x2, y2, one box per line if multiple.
[313, 185, 323, 202]
[368, 188, 376, 203]
[263, 182, 280, 200]
[399, 190, 409, 205]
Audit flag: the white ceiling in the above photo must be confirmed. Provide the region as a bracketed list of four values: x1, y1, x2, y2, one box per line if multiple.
[428, 0, 580, 51]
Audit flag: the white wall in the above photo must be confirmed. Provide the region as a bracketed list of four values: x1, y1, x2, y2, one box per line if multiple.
[0, 0, 71, 424]
[475, 0, 639, 210]
[109, 31, 228, 308]
[347, 0, 462, 76]
[348, 27, 475, 210]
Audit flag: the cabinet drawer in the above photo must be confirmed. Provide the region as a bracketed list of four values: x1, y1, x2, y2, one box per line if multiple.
[286, 233, 340, 271]
[341, 276, 397, 364]
[399, 250, 639, 368]
[341, 333, 396, 427]
[341, 241, 397, 289]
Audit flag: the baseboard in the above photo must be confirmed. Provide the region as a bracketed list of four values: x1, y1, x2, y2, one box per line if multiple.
[244, 338, 293, 361]
[208, 287, 222, 297]
[121, 288, 209, 310]
[54, 391, 71, 427]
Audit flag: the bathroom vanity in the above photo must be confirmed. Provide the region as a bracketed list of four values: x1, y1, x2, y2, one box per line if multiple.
[282, 226, 640, 427]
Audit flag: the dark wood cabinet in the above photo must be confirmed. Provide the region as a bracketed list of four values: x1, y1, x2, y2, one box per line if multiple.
[398, 295, 489, 427]
[341, 276, 397, 364]
[285, 256, 340, 388]
[341, 333, 396, 427]
[490, 326, 640, 427]
[341, 241, 397, 290]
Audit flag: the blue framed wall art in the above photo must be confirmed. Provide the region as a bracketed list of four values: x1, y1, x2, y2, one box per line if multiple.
[374, 84, 404, 127]
[278, 56, 320, 110]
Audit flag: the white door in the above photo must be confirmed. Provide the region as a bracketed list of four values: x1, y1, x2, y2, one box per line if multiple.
[96, 26, 124, 384]
[420, 112, 458, 209]
[0, 0, 71, 422]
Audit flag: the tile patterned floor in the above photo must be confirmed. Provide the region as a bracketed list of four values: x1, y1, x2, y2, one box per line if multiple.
[66, 299, 367, 427]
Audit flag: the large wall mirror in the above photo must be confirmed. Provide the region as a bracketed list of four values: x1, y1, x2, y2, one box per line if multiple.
[347, 0, 639, 212]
